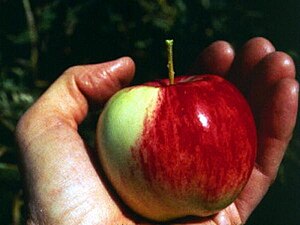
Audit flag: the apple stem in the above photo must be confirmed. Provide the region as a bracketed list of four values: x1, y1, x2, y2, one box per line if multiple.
[166, 39, 175, 85]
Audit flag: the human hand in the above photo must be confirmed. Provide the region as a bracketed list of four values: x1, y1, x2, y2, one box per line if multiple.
[16, 37, 298, 225]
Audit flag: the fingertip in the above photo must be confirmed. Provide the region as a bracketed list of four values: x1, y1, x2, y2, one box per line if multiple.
[114, 56, 136, 87]
[190, 40, 235, 76]
[243, 37, 275, 55]
[246, 37, 274, 46]
[207, 40, 235, 58]
[257, 51, 296, 81]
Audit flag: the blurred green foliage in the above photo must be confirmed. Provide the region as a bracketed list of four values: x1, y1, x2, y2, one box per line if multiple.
[0, 0, 299, 224]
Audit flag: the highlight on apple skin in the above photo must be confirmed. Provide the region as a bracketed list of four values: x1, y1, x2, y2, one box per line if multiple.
[96, 74, 257, 221]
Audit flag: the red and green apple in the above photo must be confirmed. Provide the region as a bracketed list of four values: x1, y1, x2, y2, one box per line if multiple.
[96, 40, 257, 221]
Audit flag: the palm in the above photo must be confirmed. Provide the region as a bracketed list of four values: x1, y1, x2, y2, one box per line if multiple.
[16, 38, 298, 225]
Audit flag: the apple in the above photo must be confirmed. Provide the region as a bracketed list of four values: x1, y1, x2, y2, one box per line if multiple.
[96, 40, 257, 221]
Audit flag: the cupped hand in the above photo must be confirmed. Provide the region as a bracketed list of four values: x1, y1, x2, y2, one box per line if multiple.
[16, 37, 298, 225]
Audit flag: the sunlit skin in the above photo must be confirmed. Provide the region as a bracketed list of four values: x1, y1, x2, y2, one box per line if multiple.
[16, 37, 298, 225]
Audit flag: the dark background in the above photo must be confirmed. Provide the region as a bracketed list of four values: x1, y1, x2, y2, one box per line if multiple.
[0, 0, 299, 224]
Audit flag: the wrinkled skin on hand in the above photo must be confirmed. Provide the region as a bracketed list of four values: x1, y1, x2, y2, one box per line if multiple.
[16, 37, 298, 225]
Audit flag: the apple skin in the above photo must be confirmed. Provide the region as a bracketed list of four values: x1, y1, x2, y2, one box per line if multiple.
[96, 75, 257, 221]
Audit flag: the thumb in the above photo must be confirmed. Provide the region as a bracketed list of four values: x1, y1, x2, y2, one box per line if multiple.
[74, 57, 136, 106]
[17, 56, 135, 160]
[20, 57, 135, 131]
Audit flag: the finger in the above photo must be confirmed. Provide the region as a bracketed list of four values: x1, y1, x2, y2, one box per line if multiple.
[15, 57, 135, 223]
[236, 78, 299, 223]
[249, 51, 296, 115]
[256, 78, 299, 179]
[189, 41, 234, 77]
[229, 37, 275, 94]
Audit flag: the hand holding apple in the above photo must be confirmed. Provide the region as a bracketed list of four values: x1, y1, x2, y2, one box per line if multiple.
[96, 40, 257, 221]
[16, 38, 298, 225]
